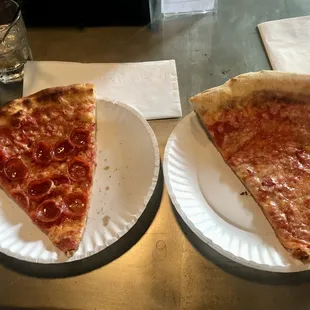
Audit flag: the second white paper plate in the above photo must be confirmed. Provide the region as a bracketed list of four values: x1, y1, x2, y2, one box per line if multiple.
[164, 112, 310, 272]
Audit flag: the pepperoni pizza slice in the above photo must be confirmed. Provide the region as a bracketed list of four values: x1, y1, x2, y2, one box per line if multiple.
[0, 84, 96, 257]
[190, 71, 310, 262]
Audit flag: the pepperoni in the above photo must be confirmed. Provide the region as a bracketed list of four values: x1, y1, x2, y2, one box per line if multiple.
[64, 193, 87, 217]
[35, 200, 62, 223]
[0, 151, 5, 171]
[11, 191, 29, 211]
[51, 175, 70, 186]
[0, 126, 12, 146]
[27, 178, 53, 200]
[54, 140, 74, 161]
[33, 142, 54, 165]
[69, 128, 90, 148]
[68, 158, 90, 180]
[4, 158, 28, 181]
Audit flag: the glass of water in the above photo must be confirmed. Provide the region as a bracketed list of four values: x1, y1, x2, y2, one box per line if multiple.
[0, 0, 32, 83]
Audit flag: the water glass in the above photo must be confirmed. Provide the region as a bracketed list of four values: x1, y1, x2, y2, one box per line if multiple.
[0, 0, 32, 83]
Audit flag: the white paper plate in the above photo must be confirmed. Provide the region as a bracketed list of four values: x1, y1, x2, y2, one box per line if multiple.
[0, 99, 160, 263]
[164, 112, 310, 272]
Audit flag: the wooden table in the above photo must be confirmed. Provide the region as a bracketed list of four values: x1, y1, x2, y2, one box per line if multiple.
[2, 0, 310, 309]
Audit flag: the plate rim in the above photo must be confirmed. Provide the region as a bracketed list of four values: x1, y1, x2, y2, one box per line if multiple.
[0, 98, 160, 264]
[163, 111, 309, 273]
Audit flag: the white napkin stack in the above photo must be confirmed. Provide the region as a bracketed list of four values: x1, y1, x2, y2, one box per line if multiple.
[258, 16, 310, 73]
[23, 60, 182, 120]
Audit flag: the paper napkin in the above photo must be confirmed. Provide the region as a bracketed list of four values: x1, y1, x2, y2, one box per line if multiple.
[23, 60, 182, 120]
[258, 16, 310, 73]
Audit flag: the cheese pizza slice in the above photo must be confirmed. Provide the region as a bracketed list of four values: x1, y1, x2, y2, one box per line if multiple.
[190, 71, 310, 261]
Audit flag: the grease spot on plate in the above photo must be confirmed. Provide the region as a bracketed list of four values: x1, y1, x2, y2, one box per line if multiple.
[102, 215, 110, 226]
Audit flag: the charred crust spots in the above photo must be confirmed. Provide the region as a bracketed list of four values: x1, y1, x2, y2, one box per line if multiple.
[11, 110, 23, 128]
[34, 86, 91, 103]
[36, 92, 65, 104]
[292, 248, 309, 261]
[86, 88, 93, 95]
[22, 99, 31, 106]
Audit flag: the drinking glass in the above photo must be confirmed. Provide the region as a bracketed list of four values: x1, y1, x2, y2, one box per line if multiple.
[0, 0, 32, 83]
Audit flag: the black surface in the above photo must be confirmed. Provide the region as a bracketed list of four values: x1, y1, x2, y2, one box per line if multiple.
[19, 0, 151, 27]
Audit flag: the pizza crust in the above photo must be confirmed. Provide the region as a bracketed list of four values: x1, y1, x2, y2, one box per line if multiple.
[190, 70, 310, 115]
[48, 217, 86, 257]
[2, 83, 94, 117]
